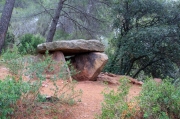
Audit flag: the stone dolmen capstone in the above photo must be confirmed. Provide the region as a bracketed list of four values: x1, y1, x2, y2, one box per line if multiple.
[37, 39, 104, 55]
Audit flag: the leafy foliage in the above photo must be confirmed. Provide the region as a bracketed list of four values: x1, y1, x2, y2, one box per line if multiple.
[0, 47, 82, 118]
[98, 77, 180, 119]
[97, 78, 139, 119]
[18, 34, 45, 55]
[1, 46, 24, 75]
[0, 77, 29, 118]
[105, 0, 180, 80]
[139, 78, 180, 119]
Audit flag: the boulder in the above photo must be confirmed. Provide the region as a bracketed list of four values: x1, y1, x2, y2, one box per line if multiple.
[37, 39, 105, 55]
[70, 52, 108, 81]
[97, 73, 120, 85]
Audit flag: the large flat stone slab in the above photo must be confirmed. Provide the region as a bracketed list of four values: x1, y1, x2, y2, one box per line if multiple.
[37, 39, 105, 55]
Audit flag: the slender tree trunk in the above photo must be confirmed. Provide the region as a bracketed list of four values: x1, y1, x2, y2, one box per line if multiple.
[46, 0, 66, 42]
[0, 0, 15, 52]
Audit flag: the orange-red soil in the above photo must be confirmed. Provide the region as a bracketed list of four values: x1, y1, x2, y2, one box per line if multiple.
[0, 66, 142, 119]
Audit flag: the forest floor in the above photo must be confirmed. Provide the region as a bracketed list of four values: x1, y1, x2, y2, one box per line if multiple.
[0, 66, 142, 119]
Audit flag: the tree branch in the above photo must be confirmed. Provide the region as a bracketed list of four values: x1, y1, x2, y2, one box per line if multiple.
[61, 10, 98, 37]
[12, 9, 55, 20]
[33, 0, 54, 19]
[63, 3, 105, 23]
[126, 55, 147, 75]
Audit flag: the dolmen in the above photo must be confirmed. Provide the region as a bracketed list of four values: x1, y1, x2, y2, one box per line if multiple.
[37, 39, 108, 81]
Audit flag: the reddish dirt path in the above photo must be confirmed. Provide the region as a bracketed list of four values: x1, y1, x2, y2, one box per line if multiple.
[0, 66, 142, 119]
[70, 81, 141, 119]
[40, 80, 141, 119]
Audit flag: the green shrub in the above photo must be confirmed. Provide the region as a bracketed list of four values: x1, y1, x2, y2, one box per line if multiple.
[139, 78, 180, 119]
[26, 53, 82, 105]
[25, 53, 53, 80]
[1, 46, 24, 75]
[97, 78, 138, 119]
[18, 34, 45, 55]
[0, 49, 82, 118]
[0, 77, 29, 118]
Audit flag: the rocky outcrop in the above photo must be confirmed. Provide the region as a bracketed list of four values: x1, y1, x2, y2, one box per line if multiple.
[71, 52, 108, 81]
[37, 39, 105, 55]
[97, 72, 120, 84]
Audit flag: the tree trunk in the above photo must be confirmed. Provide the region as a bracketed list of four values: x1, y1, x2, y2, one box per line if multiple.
[132, 58, 162, 78]
[126, 55, 147, 75]
[0, 0, 15, 53]
[46, 0, 66, 42]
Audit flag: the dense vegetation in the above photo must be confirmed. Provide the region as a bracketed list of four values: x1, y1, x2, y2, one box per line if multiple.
[3, 0, 180, 80]
[104, 0, 180, 81]
[0, 48, 82, 118]
[0, 0, 180, 80]
[0, 0, 180, 118]
[97, 78, 180, 119]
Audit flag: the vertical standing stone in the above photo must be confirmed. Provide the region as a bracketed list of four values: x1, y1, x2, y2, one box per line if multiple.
[51, 51, 72, 82]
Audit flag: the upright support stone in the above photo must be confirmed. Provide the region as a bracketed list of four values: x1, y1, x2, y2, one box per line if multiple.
[51, 51, 72, 82]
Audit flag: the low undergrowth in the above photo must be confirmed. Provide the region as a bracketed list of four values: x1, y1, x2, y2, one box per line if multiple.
[98, 78, 180, 119]
[96, 78, 140, 119]
[0, 47, 82, 118]
[0, 77, 29, 119]
[139, 78, 180, 119]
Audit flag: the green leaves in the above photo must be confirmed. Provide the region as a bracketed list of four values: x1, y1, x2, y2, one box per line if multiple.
[139, 79, 180, 118]
[98, 76, 180, 118]
[0, 47, 82, 118]
[0, 77, 29, 118]
[1, 46, 24, 75]
[106, 0, 180, 79]
[18, 34, 45, 55]
[97, 78, 135, 119]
